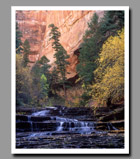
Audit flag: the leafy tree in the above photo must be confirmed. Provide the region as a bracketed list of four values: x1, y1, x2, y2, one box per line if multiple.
[77, 11, 124, 87]
[50, 66, 59, 95]
[31, 56, 52, 105]
[40, 74, 49, 97]
[39, 55, 54, 96]
[23, 39, 30, 67]
[16, 54, 32, 106]
[91, 29, 124, 105]
[30, 61, 42, 105]
[48, 24, 70, 97]
[16, 22, 23, 54]
[38, 55, 51, 82]
[39, 74, 49, 105]
[76, 11, 124, 106]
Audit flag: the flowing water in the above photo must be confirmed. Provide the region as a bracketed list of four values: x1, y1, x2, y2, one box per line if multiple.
[16, 106, 124, 148]
[17, 109, 96, 135]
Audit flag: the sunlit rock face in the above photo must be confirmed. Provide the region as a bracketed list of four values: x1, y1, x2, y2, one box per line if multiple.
[16, 11, 47, 62]
[16, 10, 104, 78]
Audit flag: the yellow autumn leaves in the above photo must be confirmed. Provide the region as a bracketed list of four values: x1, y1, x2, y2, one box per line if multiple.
[91, 29, 124, 104]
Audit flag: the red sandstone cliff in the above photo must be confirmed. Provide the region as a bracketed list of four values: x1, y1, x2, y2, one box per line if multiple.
[16, 10, 104, 78]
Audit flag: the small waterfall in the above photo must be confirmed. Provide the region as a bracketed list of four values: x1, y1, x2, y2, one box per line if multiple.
[57, 122, 64, 131]
[16, 107, 96, 137]
[55, 119, 95, 135]
[32, 110, 50, 117]
[16, 106, 125, 149]
[28, 115, 95, 135]
[28, 116, 33, 132]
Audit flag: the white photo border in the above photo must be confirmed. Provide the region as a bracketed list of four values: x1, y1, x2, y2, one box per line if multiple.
[11, 6, 129, 154]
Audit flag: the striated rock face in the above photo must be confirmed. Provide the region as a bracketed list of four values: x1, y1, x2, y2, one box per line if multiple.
[16, 11, 47, 62]
[16, 10, 104, 78]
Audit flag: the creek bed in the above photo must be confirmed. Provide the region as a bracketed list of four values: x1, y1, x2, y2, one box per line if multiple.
[16, 106, 124, 149]
[16, 132, 124, 148]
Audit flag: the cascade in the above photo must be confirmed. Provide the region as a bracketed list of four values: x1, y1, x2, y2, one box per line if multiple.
[16, 106, 96, 137]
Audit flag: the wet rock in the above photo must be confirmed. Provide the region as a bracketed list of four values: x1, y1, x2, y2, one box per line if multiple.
[109, 130, 124, 133]
[31, 116, 51, 122]
[95, 120, 124, 131]
[16, 105, 124, 148]
[16, 107, 46, 115]
[71, 122, 75, 128]
[111, 120, 124, 128]
[33, 122, 59, 131]
[16, 121, 60, 132]
[65, 107, 93, 116]
[16, 122, 32, 132]
[16, 115, 28, 122]
[16, 115, 51, 122]
[62, 122, 70, 128]
[99, 107, 124, 122]
[16, 133, 124, 149]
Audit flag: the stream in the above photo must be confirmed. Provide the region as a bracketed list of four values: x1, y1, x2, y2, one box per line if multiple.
[16, 106, 124, 148]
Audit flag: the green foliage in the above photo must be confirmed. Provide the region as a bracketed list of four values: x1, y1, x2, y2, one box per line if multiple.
[79, 92, 92, 107]
[31, 61, 42, 105]
[76, 11, 124, 106]
[76, 13, 100, 86]
[54, 46, 70, 82]
[16, 11, 125, 108]
[49, 24, 70, 97]
[31, 56, 52, 106]
[23, 39, 30, 67]
[85, 12, 100, 39]
[91, 29, 124, 105]
[77, 11, 124, 86]
[48, 24, 61, 51]
[40, 74, 49, 104]
[39, 55, 50, 65]
[51, 66, 59, 94]
[100, 11, 124, 35]
[16, 54, 32, 106]
[39, 56, 51, 84]
[16, 22, 23, 54]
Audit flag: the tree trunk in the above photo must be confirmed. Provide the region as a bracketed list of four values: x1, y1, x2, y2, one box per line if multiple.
[107, 97, 111, 107]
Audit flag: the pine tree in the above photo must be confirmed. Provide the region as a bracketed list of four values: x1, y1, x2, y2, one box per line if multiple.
[23, 39, 30, 67]
[16, 22, 23, 54]
[99, 11, 124, 42]
[76, 11, 124, 106]
[76, 11, 124, 86]
[76, 13, 101, 86]
[48, 24, 61, 51]
[48, 24, 69, 97]
[38, 56, 51, 79]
